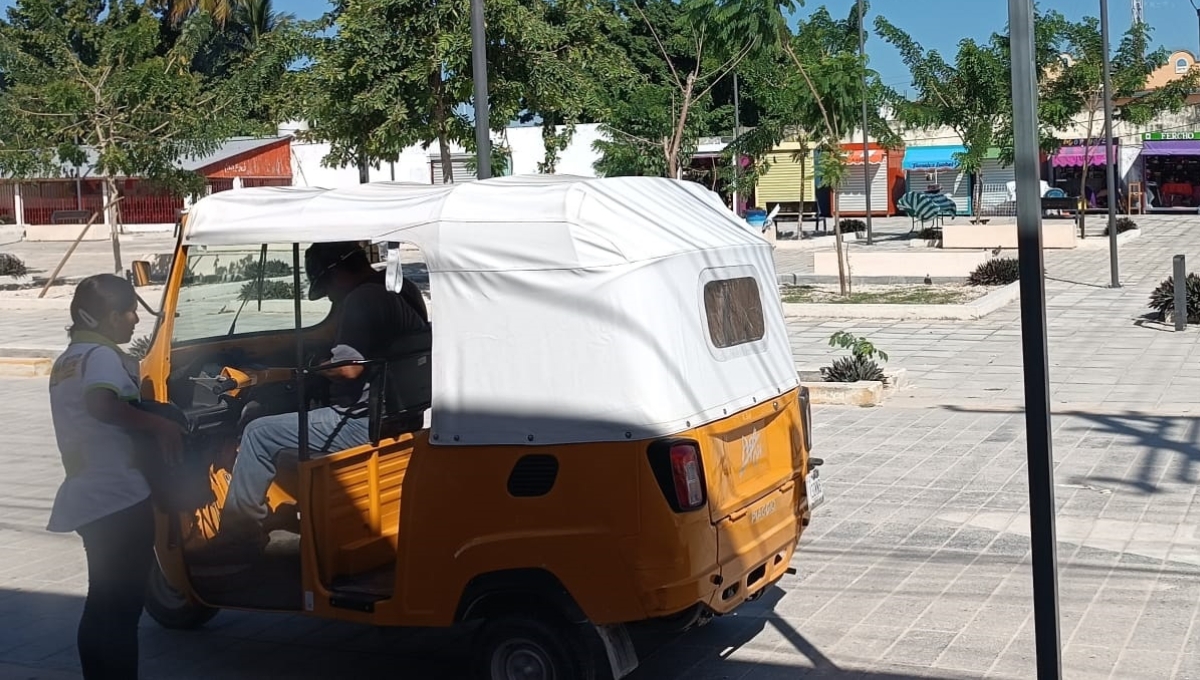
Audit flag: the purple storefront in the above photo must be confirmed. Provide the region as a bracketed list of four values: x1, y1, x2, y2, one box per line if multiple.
[1049, 138, 1120, 210]
[1140, 131, 1200, 210]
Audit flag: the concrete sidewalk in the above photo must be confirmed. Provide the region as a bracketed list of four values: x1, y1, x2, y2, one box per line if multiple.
[1, 379, 1196, 678]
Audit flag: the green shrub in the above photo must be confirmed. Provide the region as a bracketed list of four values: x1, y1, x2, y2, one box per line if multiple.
[837, 219, 866, 235]
[822, 331, 889, 384]
[915, 226, 941, 241]
[238, 279, 297, 301]
[1148, 273, 1200, 323]
[1103, 217, 1138, 236]
[967, 257, 1020, 286]
[0, 253, 28, 277]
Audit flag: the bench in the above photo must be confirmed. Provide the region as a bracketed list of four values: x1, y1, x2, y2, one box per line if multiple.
[50, 209, 95, 224]
[1040, 196, 1080, 213]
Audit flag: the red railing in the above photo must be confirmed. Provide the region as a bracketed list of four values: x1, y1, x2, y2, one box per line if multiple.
[15, 177, 294, 225]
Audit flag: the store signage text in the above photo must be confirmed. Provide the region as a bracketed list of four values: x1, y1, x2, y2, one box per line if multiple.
[1143, 131, 1200, 141]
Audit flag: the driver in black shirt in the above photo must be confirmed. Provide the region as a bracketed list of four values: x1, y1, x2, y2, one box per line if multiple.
[203, 242, 429, 561]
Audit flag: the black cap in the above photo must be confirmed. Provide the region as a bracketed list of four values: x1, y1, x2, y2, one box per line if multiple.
[304, 242, 368, 301]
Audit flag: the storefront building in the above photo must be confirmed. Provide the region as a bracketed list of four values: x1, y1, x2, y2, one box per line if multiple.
[901, 145, 970, 214]
[1049, 138, 1120, 209]
[828, 143, 904, 217]
[1140, 131, 1200, 210]
[752, 138, 817, 220]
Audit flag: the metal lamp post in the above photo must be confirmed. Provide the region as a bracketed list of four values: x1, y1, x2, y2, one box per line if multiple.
[1191, 0, 1200, 56]
[1009, 0, 1063, 677]
[1101, 0, 1120, 288]
[470, 0, 491, 179]
[858, 0, 873, 244]
[733, 72, 742, 215]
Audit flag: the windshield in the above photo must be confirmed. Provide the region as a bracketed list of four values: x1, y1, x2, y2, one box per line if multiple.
[171, 245, 333, 344]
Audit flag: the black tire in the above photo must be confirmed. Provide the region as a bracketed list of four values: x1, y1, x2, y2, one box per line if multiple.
[144, 559, 219, 630]
[477, 614, 598, 680]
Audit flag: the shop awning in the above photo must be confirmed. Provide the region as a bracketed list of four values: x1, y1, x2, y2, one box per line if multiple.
[1142, 140, 1200, 156]
[1051, 145, 1115, 167]
[845, 149, 885, 165]
[902, 145, 966, 171]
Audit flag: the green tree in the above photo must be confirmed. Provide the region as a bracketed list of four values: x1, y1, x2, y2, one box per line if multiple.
[1044, 18, 1199, 230]
[481, 0, 631, 174]
[594, 0, 788, 179]
[878, 10, 1076, 218]
[303, 0, 469, 184]
[0, 0, 290, 272]
[306, 0, 620, 184]
[875, 19, 1007, 219]
[771, 5, 898, 294]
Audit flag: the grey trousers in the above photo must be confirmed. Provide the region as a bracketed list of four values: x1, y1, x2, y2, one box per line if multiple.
[224, 407, 370, 527]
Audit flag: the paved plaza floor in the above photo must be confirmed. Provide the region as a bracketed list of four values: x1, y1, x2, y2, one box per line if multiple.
[1, 215, 1199, 678]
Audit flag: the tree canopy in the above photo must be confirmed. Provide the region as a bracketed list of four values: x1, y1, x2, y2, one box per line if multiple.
[0, 0, 301, 271]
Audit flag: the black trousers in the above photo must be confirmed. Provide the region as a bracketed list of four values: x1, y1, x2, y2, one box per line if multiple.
[75, 498, 156, 680]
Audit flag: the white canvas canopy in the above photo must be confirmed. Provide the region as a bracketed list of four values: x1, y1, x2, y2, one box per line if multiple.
[183, 175, 798, 446]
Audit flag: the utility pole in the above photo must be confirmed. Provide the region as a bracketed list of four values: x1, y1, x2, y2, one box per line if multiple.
[858, 0, 873, 244]
[1191, 0, 1200, 60]
[1101, 0, 1120, 287]
[733, 72, 742, 216]
[1009, 0, 1063, 677]
[470, 0, 491, 179]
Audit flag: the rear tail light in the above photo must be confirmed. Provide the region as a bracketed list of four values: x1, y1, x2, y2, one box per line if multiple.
[647, 439, 707, 512]
[798, 386, 813, 453]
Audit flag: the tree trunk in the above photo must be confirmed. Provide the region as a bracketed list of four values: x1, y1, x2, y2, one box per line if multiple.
[430, 70, 454, 183]
[832, 199, 849, 296]
[799, 147, 807, 227]
[105, 176, 123, 274]
[357, 150, 370, 184]
[666, 73, 697, 180]
[972, 170, 983, 219]
[1079, 107, 1098, 237]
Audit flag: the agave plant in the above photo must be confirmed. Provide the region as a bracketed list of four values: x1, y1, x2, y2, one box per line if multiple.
[1148, 273, 1200, 324]
[967, 258, 1020, 286]
[0, 253, 27, 277]
[127, 335, 154, 360]
[822, 331, 889, 384]
[821, 355, 887, 384]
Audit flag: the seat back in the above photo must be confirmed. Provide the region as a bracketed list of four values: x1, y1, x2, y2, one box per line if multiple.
[369, 328, 432, 442]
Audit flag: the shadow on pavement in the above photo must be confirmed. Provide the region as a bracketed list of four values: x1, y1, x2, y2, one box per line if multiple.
[940, 405, 1200, 495]
[1, 585, 980, 679]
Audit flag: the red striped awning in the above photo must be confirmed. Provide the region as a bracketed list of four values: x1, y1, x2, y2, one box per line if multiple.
[845, 149, 885, 165]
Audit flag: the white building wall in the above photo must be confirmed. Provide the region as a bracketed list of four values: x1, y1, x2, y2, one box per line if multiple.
[280, 120, 608, 186]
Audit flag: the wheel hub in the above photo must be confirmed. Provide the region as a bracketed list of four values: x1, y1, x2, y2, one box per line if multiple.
[493, 638, 554, 680]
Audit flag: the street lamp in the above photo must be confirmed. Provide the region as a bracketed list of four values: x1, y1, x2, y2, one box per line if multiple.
[1101, 0, 1120, 287]
[470, 0, 491, 179]
[1190, 0, 1200, 57]
[733, 72, 742, 215]
[858, 0, 873, 244]
[1009, 0, 1063, 678]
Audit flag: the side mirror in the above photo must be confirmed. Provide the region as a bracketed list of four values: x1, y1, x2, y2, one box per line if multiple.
[384, 241, 404, 294]
[130, 260, 152, 287]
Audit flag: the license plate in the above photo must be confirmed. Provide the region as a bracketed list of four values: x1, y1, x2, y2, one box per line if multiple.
[805, 471, 826, 512]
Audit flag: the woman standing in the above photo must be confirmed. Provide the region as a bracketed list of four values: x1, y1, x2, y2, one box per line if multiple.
[46, 274, 182, 679]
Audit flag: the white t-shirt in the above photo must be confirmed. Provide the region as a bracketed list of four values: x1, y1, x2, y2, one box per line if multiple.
[46, 338, 151, 533]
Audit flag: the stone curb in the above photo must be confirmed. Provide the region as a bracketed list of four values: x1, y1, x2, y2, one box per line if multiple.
[1075, 227, 1142, 250]
[0, 356, 53, 377]
[0, 297, 73, 310]
[798, 368, 907, 406]
[780, 281, 1020, 320]
[770, 232, 858, 251]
